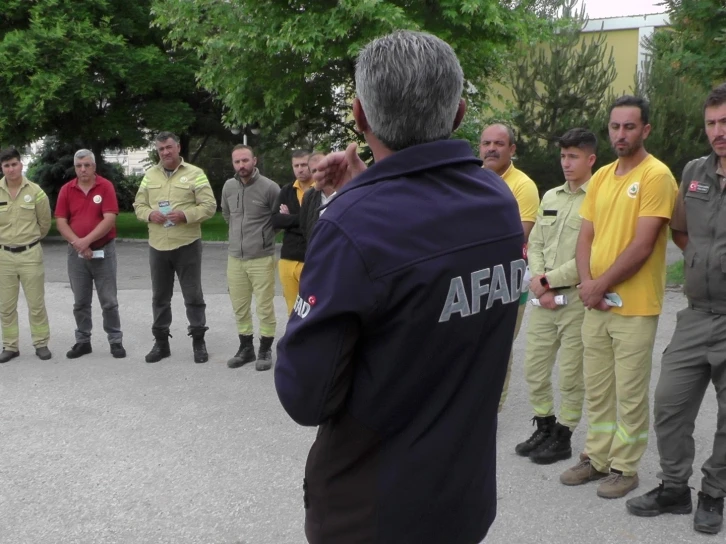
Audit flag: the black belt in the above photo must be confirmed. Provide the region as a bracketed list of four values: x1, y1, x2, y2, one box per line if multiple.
[1, 240, 39, 253]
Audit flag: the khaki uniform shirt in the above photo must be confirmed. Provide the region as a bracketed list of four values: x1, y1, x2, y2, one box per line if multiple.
[528, 180, 588, 288]
[133, 159, 216, 251]
[0, 176, 51, 246]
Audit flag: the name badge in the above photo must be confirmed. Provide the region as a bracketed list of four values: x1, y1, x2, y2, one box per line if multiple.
[688, 181, 710, 194]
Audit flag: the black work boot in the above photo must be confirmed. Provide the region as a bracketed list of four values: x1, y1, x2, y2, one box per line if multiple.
[227, 334, 256, 369]
[515, 415, 556, 456]
[626, 482, 692, 517]
[529, 422, 573, 464]
[66, 342, 92, 359]
[694, 492, 724, 534]
[189, 327, 209, 364]
[145, 330, 171, 363]
[256, 336, 274, 371]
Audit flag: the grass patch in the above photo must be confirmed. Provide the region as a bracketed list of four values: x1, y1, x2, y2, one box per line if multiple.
[48, 212, 283, 242]
[666, 259, 684, 286]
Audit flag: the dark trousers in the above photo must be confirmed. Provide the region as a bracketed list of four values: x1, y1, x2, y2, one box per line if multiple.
[655, 307, 726, 498]
[149, 239, 206, 334]
[67, 239, 122, 344]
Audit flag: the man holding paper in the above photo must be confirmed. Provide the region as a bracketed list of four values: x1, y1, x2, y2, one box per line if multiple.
[55, 149, 125, 359]
[133, 132, 216, 363]
[516, 128, 595, 465]
[560, 96, 677, 499]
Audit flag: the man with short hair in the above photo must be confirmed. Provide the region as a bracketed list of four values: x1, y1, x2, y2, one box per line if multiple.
[515, 128, 596, 465]
[272, 150, 311, 314]
[626, 83, 726, 534]
[560, 96, 677, 499]
[0, 147, 52, 362]
[299, 152, 332, 241]
[55, 149, 125, 359]
[275, 31, 523, 543]
[133, 132, 216, 364]
[480, 123, 540, 412]
[221, 144, 280, 371]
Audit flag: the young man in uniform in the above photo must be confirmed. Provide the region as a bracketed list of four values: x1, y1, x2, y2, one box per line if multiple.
[273, 150, 312, 314]
[515, 128, 596, 464]
[480, 123, 540, 412]
[0, 147, 52, 362]
[275, 31, 523, 544]
[626, 83, 726, 534]
[221, 144, 280, 371]
[560, 96, 677, 499]
[133, 132, 216, 363]
[55, 149, 125, 359]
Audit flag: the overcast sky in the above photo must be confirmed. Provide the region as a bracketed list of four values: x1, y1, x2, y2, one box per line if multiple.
[579, 0, 666, 18]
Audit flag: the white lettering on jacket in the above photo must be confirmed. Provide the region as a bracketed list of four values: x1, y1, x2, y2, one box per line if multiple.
[438, 259, 526, 322]
[293, 295, 311, 319]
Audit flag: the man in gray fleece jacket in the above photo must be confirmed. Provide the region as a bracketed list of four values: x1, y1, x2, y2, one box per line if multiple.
[221, 144, 281, 370]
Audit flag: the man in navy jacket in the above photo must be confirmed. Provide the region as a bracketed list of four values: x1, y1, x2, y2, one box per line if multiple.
[275, 30, 524, 544]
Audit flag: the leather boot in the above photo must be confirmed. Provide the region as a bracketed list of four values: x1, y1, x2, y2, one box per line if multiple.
[256, 336, 274, 371]
[228, 334, 256, 368]
[189, 327, 209, 364]
[145, 330, 171, 363]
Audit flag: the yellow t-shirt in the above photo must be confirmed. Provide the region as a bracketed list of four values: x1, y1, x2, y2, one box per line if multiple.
[501, 163, 539, 223]
[580, 155, 677, 316]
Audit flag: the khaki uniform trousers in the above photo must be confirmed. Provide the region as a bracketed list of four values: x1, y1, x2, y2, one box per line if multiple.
[227, 255, 277, 337]
[499, 303, 526, 412]
[582, 310, 659, 476]
[524, 289, 585, 429]
[0, 244, 50, 351]
[279, 258, 304, 315]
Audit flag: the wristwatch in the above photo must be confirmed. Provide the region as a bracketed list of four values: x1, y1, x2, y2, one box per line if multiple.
[540, 276, 549, 289]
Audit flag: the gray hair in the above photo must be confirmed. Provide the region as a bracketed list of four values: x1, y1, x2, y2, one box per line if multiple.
[74, 149, 96, 164]
[355, 31, 464, 151]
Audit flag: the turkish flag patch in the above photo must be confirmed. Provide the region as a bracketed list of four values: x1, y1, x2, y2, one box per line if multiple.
[308, 296, 317, 306]
[689, 181, 699, 192]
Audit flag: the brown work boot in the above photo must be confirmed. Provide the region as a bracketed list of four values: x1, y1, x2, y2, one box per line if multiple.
[597, 471, 639, 499]
[560, 454, 609, 486]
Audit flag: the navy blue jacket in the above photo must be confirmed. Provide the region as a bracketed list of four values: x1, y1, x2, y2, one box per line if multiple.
[275, 140, 524, 544]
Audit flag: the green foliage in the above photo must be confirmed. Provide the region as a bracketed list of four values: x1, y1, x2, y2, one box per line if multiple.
[634, 41, 711, 181]
[504, 0, 617, 192]
[666, 259, 685, 286]
[152, 0, 558, 146]
[657, 0, 726, 89]
[116, 174, 143, 212]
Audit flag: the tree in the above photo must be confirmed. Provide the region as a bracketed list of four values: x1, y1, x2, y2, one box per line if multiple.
[634, 37, 711, 181]
[504, 0, 617, 191]
[152, 0, 559, 147]
[657, 0, 726, 89]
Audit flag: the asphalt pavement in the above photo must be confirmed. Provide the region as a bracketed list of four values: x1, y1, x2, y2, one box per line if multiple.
[1, 239, 714, 544]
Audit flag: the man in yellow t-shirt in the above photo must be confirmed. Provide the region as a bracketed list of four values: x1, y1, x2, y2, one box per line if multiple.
[480, 123, 540, 412]
[559, 96, 678, 500]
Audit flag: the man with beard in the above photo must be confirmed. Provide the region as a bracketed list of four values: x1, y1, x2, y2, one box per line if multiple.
[626, 83, 726, 534]
[560, 95, 677, 499]
[275, 30, 523, 543]
[480, 123, 540, 412]
[222, 144, 280, 371]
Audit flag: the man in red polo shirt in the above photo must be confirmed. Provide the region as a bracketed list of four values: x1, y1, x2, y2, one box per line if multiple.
[55, 149, 125, 358]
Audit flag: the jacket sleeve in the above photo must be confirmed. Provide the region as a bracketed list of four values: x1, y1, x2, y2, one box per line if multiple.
[275, 220, 379, 426]
[183, 170, 217, 224]
[133, 175, 153, 222]
[271, 185, 300, 229]
[35, 188, 52, 238]
[221, 181, 230, 224]
[527, 207, 546, 276]
[299, 190, 312, 241]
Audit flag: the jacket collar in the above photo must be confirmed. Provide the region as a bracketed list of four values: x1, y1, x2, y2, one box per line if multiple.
[235, 168, 260, 185]
[338, 140, 483, 196]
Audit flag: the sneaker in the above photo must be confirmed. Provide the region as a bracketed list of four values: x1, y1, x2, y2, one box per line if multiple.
[626, 482, 692, 517]
[0, 349, 19, 363]
[560, 455, 609, 486]
[694, 492, 724, 534]
[35, 346, 52, 360]
[66, 342, 92, 359]
[530, 423, 573, 465]
[597, 471, 639, 499]
[110, 343, 127, 359]
[515, 415, 555, 457]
